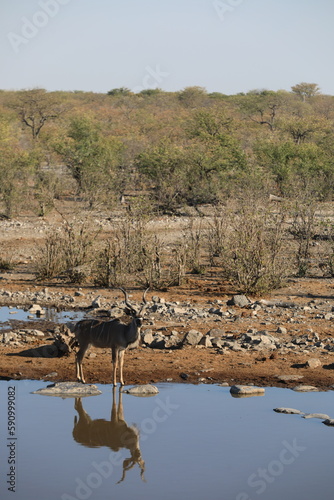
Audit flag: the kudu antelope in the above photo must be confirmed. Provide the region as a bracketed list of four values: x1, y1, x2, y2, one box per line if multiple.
[71, 288, 149, 386]
[72, 387, 145, 483]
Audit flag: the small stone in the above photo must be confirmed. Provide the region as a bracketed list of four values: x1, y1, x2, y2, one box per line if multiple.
[277, 326, 287, 335]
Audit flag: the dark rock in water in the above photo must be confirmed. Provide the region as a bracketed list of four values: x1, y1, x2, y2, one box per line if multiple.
[323, 419, 334, 426]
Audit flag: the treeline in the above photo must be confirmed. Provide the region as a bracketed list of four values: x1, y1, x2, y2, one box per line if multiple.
[0, 82, 333, 216]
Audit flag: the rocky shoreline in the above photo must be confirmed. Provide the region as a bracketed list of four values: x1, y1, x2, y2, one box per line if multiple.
[1, 287, 334, 389]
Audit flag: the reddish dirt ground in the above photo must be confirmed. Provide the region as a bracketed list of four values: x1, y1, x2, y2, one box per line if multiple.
[0, 209, 334, 390]
[1, 276, 334, 390]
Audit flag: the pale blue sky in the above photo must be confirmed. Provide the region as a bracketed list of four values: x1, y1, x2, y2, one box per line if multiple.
[1, 0, 333, 95]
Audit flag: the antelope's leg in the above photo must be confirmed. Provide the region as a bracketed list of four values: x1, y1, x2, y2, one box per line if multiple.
[112, 348, 118, 387]
[76, 346, 88, 384]
[119, 349, 125, 387]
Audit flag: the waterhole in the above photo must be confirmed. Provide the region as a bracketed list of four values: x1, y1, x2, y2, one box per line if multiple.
[0, 306, 85, 328]
[0, 381, 333, 500]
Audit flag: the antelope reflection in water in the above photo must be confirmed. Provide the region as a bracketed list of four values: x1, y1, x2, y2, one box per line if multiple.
[72, 387, 145, 483]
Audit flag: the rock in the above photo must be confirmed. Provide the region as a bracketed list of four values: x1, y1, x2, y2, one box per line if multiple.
[305, 358, 322, 369]
[274, 408, 303, 414]
[180, 372, 189, 380]
[277, 326, 287, 335]
[32, 382, 102, 397]
[323, 419, 334, 426]
[123, 384, 159, 396]
[211, 337, 224, 348]
[21, 329, 44, 337]
[142, 331, 155, 345]
[91, 296, 101, 308]
[44, 372, 58, 379]
[303, 413, 330, 420]
[28, 304, 44, 315]
[208, 328, 225, 337]
[165, 332, 181, 348]
[150, 334, 167, 349]
[276, 374, 304, 382]
[183, 330, 203, 346]
[292, 385, 319, 392]
[227, 294, 250, 307]
[230, 385, 265, 397]
[199, 335, 213, 348]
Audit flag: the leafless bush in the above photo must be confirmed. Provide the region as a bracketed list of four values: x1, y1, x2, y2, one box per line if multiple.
[35, 221, 96, 282]
[220, 202, 289, 293]
[94, 231, 187, 290]
[288, 198, 318, 276]
[206, 205, 229, 265]
[181, 220, 206, 274]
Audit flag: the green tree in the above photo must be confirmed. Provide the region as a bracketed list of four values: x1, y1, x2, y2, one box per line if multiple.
[107, 87, 132, 96]
[178, 86, 208, 108]
[0, 118, 36, 215]
[291, 82, 321, 101]
[9, 88, 66, 140]
[54, 117, 123, 207]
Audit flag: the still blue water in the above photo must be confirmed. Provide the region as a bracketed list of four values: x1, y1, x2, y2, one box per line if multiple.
[0, 381, 333, 500]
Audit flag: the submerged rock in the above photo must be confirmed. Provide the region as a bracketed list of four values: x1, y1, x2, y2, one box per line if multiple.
[123, 384, 159, 396]
[274, 408, 303, 415]
[303, 413, 330, 420]
[32, 382, 102, 397]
